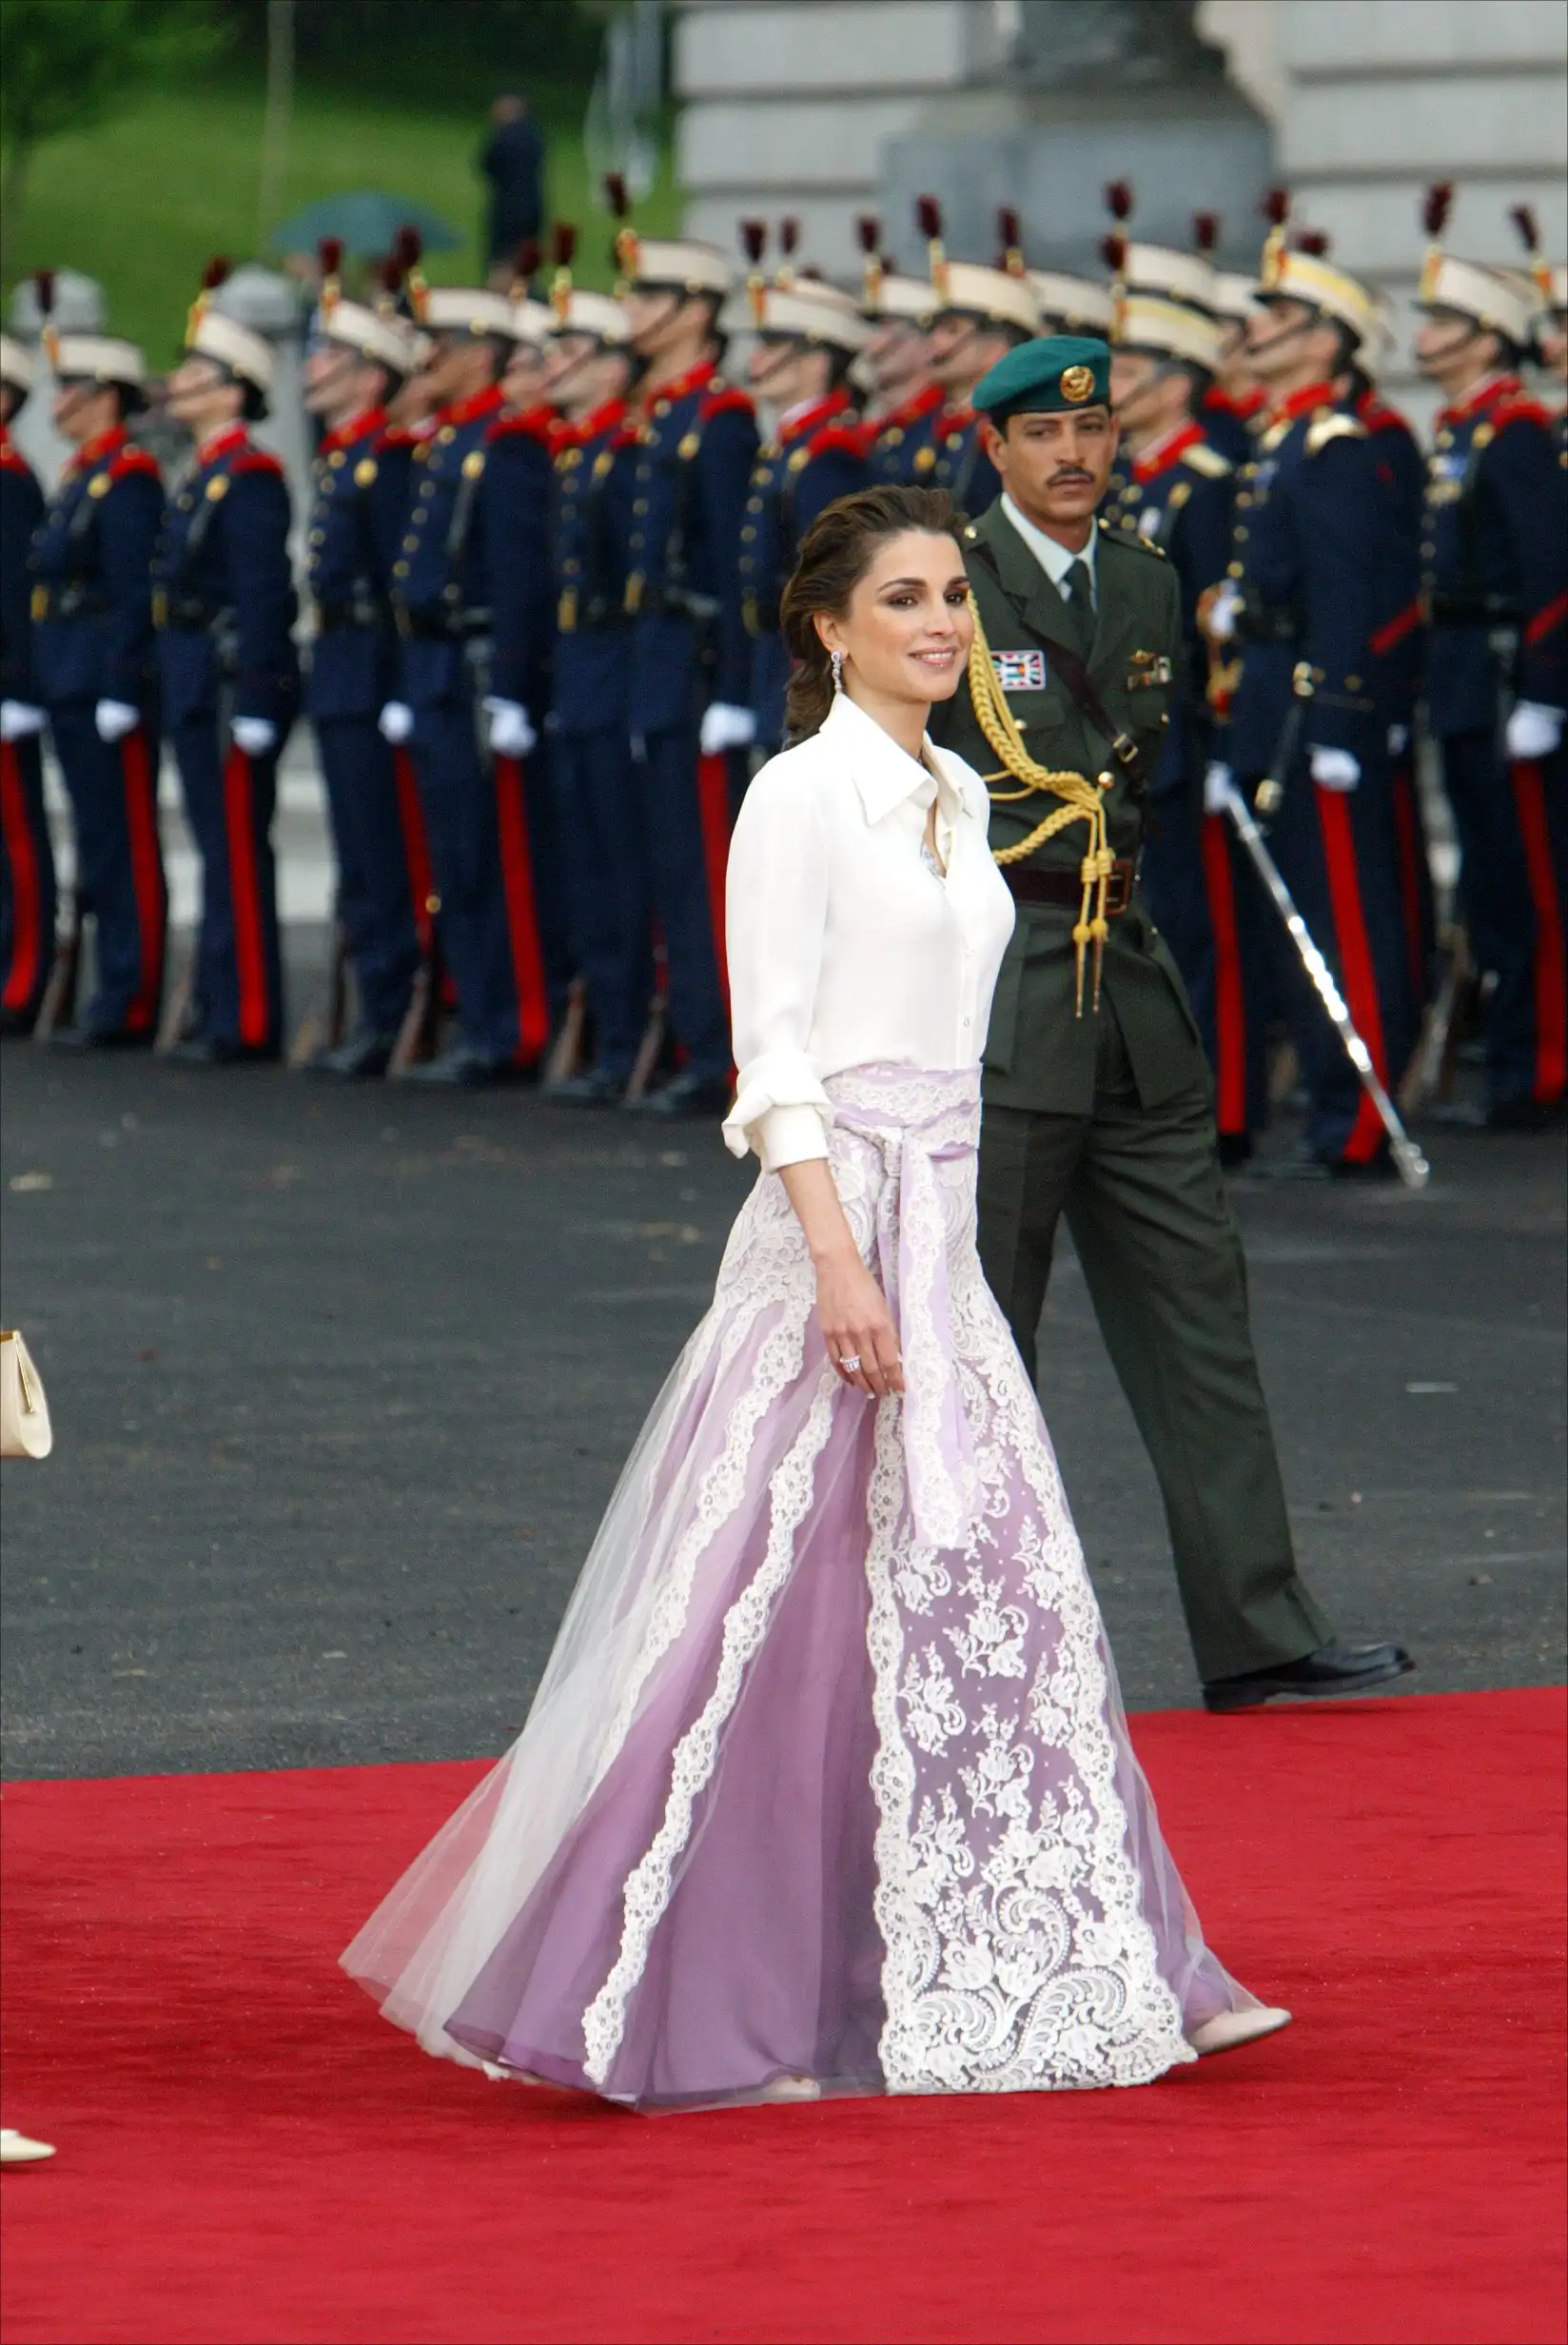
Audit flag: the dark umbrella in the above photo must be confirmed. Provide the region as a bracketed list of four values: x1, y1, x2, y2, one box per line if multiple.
[268, 193, 461, 259]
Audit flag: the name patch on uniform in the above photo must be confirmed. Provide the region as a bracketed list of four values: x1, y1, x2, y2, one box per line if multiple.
[991, 647, 1047, 694]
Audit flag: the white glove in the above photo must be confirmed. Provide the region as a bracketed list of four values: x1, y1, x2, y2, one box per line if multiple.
[699, 701, 756, 757]
[95, 698, 140, 743]
[231, 717, 277, 758]
[1309, 745, 1360, 792]
[0, 700, 45, 742]
[1386, 723, 1410, 757]
[378, 700, 415, 744]
[1203, 759, 1234, 817]
[1506, 700, 1564, 759]
[1205, 580, 1241, 644]
[482, 696, 538, 759]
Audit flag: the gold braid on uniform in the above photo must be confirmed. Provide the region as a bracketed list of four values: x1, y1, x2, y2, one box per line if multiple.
[966, 597, 1114, 1015]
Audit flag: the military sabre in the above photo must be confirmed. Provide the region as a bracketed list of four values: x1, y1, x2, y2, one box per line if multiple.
[1219, 779, 1430, 1190]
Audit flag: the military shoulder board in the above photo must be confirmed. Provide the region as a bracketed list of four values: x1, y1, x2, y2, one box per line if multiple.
[991, 647, 1047, 693]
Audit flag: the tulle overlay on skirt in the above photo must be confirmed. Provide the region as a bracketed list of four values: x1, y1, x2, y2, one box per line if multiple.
[343, 1063, 1256, 2108]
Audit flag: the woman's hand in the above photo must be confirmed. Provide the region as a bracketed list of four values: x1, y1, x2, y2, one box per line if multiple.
[777, 1157, 904, 1399]
[815, 1244, 904, 1398]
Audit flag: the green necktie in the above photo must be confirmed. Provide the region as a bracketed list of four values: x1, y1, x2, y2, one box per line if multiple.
[1063, 557, 1095, 652]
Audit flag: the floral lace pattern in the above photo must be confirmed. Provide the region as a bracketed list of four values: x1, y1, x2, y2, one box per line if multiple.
[576, 1063, 1191, 2097]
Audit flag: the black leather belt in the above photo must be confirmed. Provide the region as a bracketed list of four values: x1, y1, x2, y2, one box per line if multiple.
[1003, 859, 1136, 916]
[315, 599, 387, 632]
[393, 604, 491, 641]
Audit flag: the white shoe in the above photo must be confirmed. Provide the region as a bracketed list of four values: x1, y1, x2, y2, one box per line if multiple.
[0, 2128, 56, 2165]
[1186, 2005, 1292, 2057]
[760, 2074, 821, 2102]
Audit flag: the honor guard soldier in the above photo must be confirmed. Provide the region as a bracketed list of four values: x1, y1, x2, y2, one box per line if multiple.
[299, 245, 423, 1076]
[1201, 254, 1267, 466]
[1204, 204, 1418, 1174]
[916, 200, 1042, 516]
[539, 266, 651, 1105]
[380, 284, 554, 1086]
[155, 263, 298, 1064]
[1416, 189, 1567, 1126]
[1105, 279, 1268, 1159]
[1026, 266, 1117, 342]
[931, 335, 1410, 1709]
[853, 222, 941, 480]
[740, 259, 870, 754]
[482, 266, 574, 1059]
[1343, 305, 1433, 1015]
[0, 332, 52, 1035]
[608, 184, 759, 1117]
[29, 322, 166, 1048]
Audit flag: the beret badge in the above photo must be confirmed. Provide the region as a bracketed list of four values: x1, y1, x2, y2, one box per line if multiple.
[1060, 364, 1095, 403]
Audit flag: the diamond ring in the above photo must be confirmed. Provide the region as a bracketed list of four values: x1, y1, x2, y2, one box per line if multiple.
[839, 1354, 862, 1373]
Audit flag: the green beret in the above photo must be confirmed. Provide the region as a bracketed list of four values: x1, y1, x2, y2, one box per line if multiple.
[973, 335, 1111, 424]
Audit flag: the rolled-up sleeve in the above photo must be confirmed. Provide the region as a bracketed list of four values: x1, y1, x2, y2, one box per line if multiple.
[721, 759, 833, 1169]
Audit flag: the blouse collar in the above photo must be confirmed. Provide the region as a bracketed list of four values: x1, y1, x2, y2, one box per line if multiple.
[820, 689, 975, 828]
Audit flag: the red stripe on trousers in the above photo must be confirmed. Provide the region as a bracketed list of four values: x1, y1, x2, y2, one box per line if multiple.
[222, 746, 270, 1049]
[1524, 589, 1568, 647]
[1389, 762, 1427, 1002]
[391, 745, 436, 956]
[120, 728, 166, 1032]
[1508, 759, 1568, 1102]
[1198, 812, 1248, 1136]
[492, 754, 550, 1066]
[0, 741, 42, 1011]
[696, 752, 732, 1007]
[1314, 785, 1392, 1163]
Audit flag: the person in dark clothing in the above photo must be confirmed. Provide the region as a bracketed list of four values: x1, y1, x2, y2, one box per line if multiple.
[479, 94, 546, 284]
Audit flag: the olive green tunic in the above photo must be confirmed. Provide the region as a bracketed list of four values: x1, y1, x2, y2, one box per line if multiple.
[931, 500, 1330, 1684]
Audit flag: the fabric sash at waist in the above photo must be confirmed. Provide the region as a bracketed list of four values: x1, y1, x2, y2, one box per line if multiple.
[823, 1063, 982, 1557]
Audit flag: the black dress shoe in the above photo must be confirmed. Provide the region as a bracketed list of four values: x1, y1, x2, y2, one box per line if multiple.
[393, 1044, 514, 1088]
[1217, 1133, 1255, 1171]
[1485, 1094, 1565, 1133]
[0, 1006, 40, 1038]
[1203, 1641, 1416, 1713]
[165, 1035, 279, 1068]
[45, 1023, 155, 1052]
[307, 1031, 396, 1080]
[623, 1071, 733, 1118]
[545, 1065, 627, 1106]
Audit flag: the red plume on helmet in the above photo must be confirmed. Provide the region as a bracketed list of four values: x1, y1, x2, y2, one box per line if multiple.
[1193, 211, 1219, 254]
[1101, 232, 1127, 277]
[376, 252, 404, 312]
[1422, 182, 1453, 239]
[856, 214, 880, 254]
[740, 219, 769, 323]
[915, 194, 948, 300]
[1104, 179, 1133, 224]
[857, 214, 885, 307]
[186, 254, 232, 344]
[551, 222, 578, 323]
[318, 236, 343, 319]
[996, 206, 1025, 276]
[512, 238, 542, 303]
[32, 269, 56, 316]
[1297, 228, 1331, 258]
[1509, 203, 1554, 300]
[603, 174, 637, 277]
[776, 216, 799, 288]
[395, 226, 428, 323]
[1262, 187, 1290, 229]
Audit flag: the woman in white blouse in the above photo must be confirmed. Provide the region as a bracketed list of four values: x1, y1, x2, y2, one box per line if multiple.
[343, 485, 1287, 2109]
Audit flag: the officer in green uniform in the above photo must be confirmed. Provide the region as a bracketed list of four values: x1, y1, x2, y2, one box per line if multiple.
[931, 334, 1412, 1710]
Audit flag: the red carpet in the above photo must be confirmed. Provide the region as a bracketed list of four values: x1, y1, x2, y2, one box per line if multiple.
[2, 1687, 1563, 2345]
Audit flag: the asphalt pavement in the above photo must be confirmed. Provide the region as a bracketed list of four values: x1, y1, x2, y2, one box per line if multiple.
[2, 1032, 1563, 1780]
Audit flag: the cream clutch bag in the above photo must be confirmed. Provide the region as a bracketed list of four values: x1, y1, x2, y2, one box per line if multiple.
[0, 1330, 52, 1460]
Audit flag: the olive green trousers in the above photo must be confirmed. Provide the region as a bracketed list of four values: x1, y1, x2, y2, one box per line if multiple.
[977, 1000, 1331, 1685]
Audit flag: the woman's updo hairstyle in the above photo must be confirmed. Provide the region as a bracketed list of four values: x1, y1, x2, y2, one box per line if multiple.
[779, 483, 966, 741]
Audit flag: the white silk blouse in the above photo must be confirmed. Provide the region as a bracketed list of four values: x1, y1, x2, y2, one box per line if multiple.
[722, 689, 1016, 1170]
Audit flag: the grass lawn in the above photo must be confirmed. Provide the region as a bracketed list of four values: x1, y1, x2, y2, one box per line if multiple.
[8, 71, 681, 363]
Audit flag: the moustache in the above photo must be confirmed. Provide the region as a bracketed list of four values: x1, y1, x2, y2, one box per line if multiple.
[1048, 468, 1093, 486]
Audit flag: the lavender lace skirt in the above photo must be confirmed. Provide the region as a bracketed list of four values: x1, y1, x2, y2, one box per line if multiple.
[343, 1064, 1258, 2110]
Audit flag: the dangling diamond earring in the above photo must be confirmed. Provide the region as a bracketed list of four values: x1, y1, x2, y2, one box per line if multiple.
[831, 648, 844, 694]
